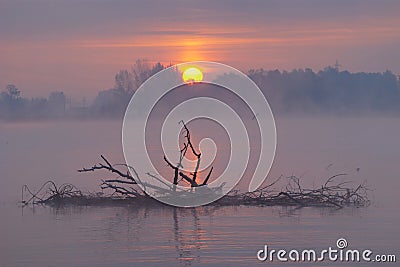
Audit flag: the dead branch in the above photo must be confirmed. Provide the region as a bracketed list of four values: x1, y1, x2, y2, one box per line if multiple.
[21, 181, 82, 206]
[179, 171, 199, 187]
[78, 155, 137, 183]
[77, 155, 140, 197]
[202, 167, 213, 186]
[163, 121, 212, 188]
[164, 155, 179, 185]
[179, 120, 201, 183]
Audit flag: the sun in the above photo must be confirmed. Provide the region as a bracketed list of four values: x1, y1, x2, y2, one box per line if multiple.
[182, 67, 203, 84]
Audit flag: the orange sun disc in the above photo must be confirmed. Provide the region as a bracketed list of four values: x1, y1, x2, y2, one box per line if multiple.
[182, 67, 203, 83]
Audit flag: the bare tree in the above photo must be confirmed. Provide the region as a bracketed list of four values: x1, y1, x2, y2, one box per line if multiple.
[131, 60, 166, 90]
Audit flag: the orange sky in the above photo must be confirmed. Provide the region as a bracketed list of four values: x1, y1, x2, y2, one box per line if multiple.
[1, 0, 399, 98]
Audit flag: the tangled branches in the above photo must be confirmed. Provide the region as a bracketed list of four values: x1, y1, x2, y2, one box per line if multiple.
[219, 174, 370, 208]
[22, 162, 370, 209]
[21, 123, 369, 209]
[21, 181, 82, 206]
[78, 155, 141, 197]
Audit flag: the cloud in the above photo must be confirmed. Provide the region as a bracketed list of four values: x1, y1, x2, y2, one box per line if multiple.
[1, 0, 400, 97]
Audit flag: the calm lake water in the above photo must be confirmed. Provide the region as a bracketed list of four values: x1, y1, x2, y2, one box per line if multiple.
[0, 117, 399, 266]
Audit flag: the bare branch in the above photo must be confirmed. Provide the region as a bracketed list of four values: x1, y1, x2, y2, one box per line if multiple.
[179, 172, 199, 187]
[179, 120, 201, 157]
[202, 167, 213, 186]
[78, 155, 137, 183]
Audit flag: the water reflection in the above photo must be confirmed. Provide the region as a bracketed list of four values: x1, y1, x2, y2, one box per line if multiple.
[170, 206, 223, 266]
[7, 203, 399, 267]
[24, 204, 223, 266]
[173, 208, 199, 266]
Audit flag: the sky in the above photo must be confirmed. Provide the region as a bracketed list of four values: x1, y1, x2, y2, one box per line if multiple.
[1, 0, 400, 98]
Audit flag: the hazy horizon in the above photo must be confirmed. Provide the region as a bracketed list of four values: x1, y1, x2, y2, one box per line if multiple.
[2, 63, 399, 100]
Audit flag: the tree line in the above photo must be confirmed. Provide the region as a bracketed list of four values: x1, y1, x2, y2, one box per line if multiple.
[249, 66, 400, 114]
[1, 60, 399, 120]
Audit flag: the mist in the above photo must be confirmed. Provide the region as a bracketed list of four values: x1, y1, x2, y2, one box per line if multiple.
[1, 61, 399, 121]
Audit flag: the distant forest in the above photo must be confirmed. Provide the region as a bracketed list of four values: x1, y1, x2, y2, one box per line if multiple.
[1, 60, 399, 120]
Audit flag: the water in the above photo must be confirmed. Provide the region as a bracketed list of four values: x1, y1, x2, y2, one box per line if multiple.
[0, 117, 399, 266]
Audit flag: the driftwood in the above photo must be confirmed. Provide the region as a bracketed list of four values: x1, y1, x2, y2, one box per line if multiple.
[21, 160, 370, 209]
[21, 122, 370, 209]
[21, 181, 82, 205]
[216, 175, 370, 208]
[74, 121, 213, 200]
[77, 155, 141, 197]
